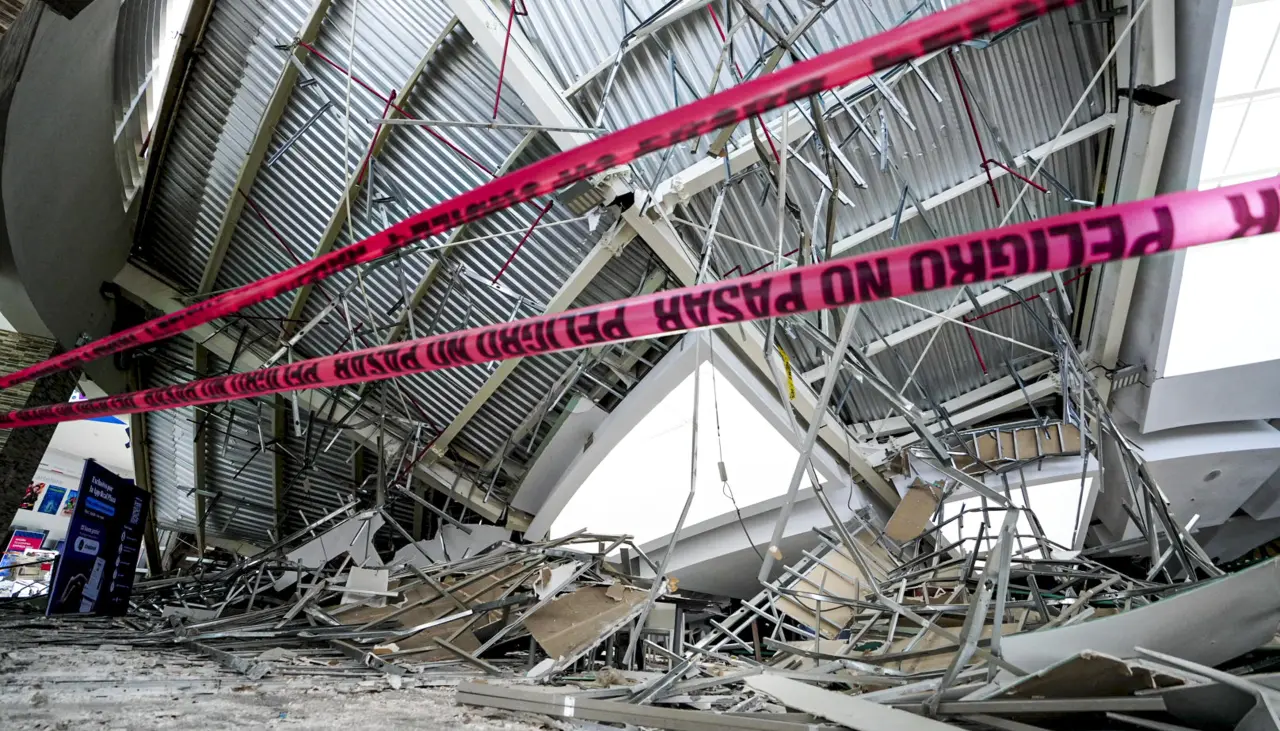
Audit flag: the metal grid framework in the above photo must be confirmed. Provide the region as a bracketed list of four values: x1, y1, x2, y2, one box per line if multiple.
[126, 0, 1121, 546]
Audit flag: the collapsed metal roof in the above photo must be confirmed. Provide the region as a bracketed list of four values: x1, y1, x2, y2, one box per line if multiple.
[122, 0, 1114, 545]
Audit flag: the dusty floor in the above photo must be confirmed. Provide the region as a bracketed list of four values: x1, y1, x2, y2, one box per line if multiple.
[0, 645, 563, 730]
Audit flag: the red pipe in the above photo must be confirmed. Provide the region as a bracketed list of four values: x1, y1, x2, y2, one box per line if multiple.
[493, 1, 519, 120]
[357, 90, 397, 186]
[494, 199, 554, 283]
[0, 0, 1082, 393]
[741, 246, 800, 277]
[948, 52, 999, 208]
[962, 269, 1090, 324]
[297, 42, 494, 176]
[983, 158, 1048, 193]
[965, 326, 988, 375]
[240, 190, 336, 309]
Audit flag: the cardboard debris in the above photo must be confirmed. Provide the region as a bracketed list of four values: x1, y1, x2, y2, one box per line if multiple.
[956, 423, 1083, 471]
[989, 650, 1185, 699]
[526, 585, 648, 669]
[884, 479, 942, 543]
[273, 513, 386, 591]
[775, 534, 893, 638]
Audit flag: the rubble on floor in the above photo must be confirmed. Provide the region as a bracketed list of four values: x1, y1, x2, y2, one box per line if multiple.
[3, 471, 1280, 730]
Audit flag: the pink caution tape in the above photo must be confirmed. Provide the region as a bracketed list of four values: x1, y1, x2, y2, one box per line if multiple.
[3, 176, 1279, 429]
[0, 0, 1076, 391]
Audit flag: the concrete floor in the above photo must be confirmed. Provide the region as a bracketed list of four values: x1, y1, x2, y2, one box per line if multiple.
[0, 645, 556, 730]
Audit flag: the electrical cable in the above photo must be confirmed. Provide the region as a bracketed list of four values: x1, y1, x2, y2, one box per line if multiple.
[708, 337, 766, 562]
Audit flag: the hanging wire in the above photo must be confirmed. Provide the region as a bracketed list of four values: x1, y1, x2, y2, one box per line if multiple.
[708, 338, 766, 562]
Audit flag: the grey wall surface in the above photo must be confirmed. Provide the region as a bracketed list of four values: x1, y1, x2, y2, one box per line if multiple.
[0, 329, 79, 527]
[1114, 0, 1234, 430]
[0, 1, 49, 337]
[2, 0, 131, 391]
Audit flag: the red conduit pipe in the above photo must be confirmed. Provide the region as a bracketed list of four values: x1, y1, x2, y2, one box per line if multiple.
[948, 52, 999, 208]
[965, 326, 988, 375]
[738, 246, 800, 277]
[297, 42, 494, 176]
[494, 199, 554, 283]
[983, 158, 1048, 193]
[962, 269, 1090, 324]
[239, 190, 336, 309]
[357, 90, 397, 186]
[707, 3, 781, 163]
[492, 1, 521, 120]
[240, 190, 306, 268]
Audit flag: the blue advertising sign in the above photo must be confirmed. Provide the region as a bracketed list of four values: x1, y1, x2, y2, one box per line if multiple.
[37, 485, 66, 515]
[46, 460, 150, 616]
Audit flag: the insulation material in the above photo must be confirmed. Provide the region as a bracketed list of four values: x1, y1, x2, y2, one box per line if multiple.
[775, 535, 894, 638]
[884, 479, 942, 543]
[273, 513, 385, 591]
[525, 584, 648, 669]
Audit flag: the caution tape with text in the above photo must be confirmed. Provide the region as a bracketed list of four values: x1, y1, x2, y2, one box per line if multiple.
[0, 0, 1077, 391]
[2, 176, 1277, 429]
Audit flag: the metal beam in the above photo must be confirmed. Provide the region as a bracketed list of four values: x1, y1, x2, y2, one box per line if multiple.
[115, 265, 508, 523]
[650, 49, 948, 213]
[451, 0, 893, 506]
[446, 0, 592, 152]
[892, 372, 1062, 451]
[127, 368, 164, 575]
[1084, 101, 1177, 386]
[383, 129, 539, 349]
[284, 16, 461, 330]
[858, 359, 1057, 435]
[271, 394, 287, 537]
[823, 114, 1115, 261]
[562, 0, 706, 97]
[192, 343, 210, 559]
[798, 272, 1056, 384]
[195, 0, 332, 296]
[424, 226, 638, 464]
[620, 196, 898, 506]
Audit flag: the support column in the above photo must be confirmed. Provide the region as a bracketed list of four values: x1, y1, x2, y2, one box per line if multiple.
[0, 330, 80, 526]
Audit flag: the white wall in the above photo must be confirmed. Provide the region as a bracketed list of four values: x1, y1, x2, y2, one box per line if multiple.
[7, 418, 134, 545]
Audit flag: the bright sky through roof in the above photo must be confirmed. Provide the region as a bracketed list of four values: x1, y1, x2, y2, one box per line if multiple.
[937, 477, 1092, 556]
[550, 360, 807, 546]
[1164, 0, 1280, 378]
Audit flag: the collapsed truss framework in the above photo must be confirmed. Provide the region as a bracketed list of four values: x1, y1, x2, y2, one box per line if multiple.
[103, 0, 1143, 555]
[7, 1, 1280, 729]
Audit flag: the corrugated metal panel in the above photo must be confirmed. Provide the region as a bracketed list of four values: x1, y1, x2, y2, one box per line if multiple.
[455, 235, 661, 463]
[131, 0, 1113, 521]
[279, 410, 361, 536]
[144, 340, 199, 534]
[139, 0, 290, 292]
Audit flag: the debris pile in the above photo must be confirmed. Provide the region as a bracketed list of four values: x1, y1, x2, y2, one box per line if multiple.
[3, 486, 1279, 730]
